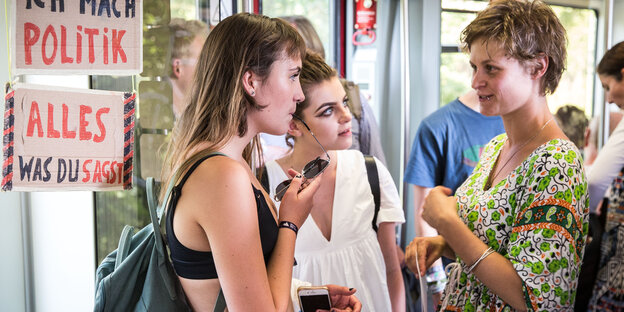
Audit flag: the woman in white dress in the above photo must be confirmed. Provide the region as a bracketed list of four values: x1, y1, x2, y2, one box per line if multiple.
[262, 51, 406, 312]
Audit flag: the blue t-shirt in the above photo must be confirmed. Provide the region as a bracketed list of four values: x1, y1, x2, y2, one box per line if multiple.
[404, 98, 505, 193]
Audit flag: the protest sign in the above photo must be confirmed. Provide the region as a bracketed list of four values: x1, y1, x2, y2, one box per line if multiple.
[2, 83, 135, 191]
[13, 0, 142, 74]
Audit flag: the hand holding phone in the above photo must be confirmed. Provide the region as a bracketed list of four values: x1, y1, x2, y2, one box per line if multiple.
[297, 286, 331, 312]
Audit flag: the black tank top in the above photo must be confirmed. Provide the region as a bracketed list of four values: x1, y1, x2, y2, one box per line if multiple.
[166, 154, 278, 279]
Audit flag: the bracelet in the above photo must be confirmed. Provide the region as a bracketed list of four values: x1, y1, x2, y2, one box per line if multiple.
[467, 247, 495, 273]
[279, 221, 298, 235]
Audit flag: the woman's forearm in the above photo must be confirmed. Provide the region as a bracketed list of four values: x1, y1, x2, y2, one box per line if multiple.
[386, 266, 406, 312]
[266, 228, 298, 312]
[438, 219, 527, 311]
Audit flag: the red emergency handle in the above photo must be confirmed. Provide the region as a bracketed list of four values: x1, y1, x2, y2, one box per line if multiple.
[353, 0, 377, 45]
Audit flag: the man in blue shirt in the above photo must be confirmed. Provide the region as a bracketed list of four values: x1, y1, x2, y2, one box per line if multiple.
[404, 90, 505, 306]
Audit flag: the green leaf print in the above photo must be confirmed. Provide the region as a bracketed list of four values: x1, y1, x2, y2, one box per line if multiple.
[553, 152, 563, 160]
[510, 232, 518, 242]
[549, 167, 560, 177]
[492, 211, 501, 221]
[481, 293, 491, 305]
[538, 176, 551, 192]
[542, 229, 555, 238]
[567, 167, 574, 177]
[507, 216, 514, 226]
[468, 211, 479, 222]
[531, 262, 545, 274]
[554, 286, 563, 297]
[561, 257, 568, 268]
[541, 283, 550, 293]
[564, 189, 572, 203]
[574, 185, 583, 201]
[564, 151, 576, 163]
[460, 272, 467, 284]
[548, 259, 561, 273]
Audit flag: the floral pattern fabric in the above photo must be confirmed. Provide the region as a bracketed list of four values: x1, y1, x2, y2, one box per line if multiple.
[440, 134, 589, 312]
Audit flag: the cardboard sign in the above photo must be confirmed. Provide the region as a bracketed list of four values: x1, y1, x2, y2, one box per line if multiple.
[2, 84, 135, 191]
[13, 0, 143, 74]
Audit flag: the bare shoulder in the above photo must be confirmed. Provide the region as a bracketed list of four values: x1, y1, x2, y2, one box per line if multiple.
[180, 156, 255, 217]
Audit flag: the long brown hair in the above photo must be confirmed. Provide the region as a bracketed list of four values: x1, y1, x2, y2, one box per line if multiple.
[161, 13, 305, 200]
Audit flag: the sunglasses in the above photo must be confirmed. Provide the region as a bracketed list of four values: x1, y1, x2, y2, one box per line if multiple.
[273, 115, 331, 202]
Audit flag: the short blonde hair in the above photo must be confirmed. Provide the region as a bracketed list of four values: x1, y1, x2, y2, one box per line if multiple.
[461, 0, 567, 95]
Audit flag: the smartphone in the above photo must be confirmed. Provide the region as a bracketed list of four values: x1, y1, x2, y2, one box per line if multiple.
[297, 286, 331, 312]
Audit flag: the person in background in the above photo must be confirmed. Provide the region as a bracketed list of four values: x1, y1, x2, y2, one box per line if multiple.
[169, 18, 209, 119]
[583, 111, 623, 173]
[404, 89, 504, 307]
[587, 41, 624, 213]
[582, 40, 624, 312]
[161, 13, 360, 311]
[261, 15, 387, 164]
[263, 51, 405, 312]
[406, 1, 588, 310]
[553, 104, 589, 150]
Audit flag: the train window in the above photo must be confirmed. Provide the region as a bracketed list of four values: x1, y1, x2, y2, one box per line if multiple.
[263, 1, 334, 64]
[439, 0, 597, 118]
[92, 0, 208, 264]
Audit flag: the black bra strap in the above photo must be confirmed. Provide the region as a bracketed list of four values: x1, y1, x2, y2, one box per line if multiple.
[177, 152, 226, 188]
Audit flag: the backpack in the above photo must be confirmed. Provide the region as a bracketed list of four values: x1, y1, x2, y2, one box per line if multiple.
[587, 166, 624, 310]
[94, 176, 191, 311]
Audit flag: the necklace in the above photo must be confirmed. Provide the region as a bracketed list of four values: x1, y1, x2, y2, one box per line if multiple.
[485, 117, 554, 189]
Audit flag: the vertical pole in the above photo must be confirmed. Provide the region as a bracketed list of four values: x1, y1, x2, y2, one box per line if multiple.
[399, 0, 410, 247]
[242, 0, 253, 13]
[21, 193, 35, 312]
[599, 0, 614, 149]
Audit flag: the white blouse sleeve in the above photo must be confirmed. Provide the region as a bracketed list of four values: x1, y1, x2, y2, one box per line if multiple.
[375, 157, 406, 226]
[588, 120, 624, 211]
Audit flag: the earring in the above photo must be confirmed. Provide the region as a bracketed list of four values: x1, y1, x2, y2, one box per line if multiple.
[250, 90, 255, 96]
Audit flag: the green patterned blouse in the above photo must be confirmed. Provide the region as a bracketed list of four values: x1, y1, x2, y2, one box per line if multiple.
[440, 134, 589, 312]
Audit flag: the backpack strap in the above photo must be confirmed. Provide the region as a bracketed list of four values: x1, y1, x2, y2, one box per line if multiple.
[214, 289, 226, 312]
[364, 155, 381, 232]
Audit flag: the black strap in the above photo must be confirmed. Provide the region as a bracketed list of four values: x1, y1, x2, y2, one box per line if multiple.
[176, 152, 226, 189]
[258, 165, 270, 194]
[214, 289, 226, 312]
[172, 152, 228, 311]
[364, 155, 381, 232]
